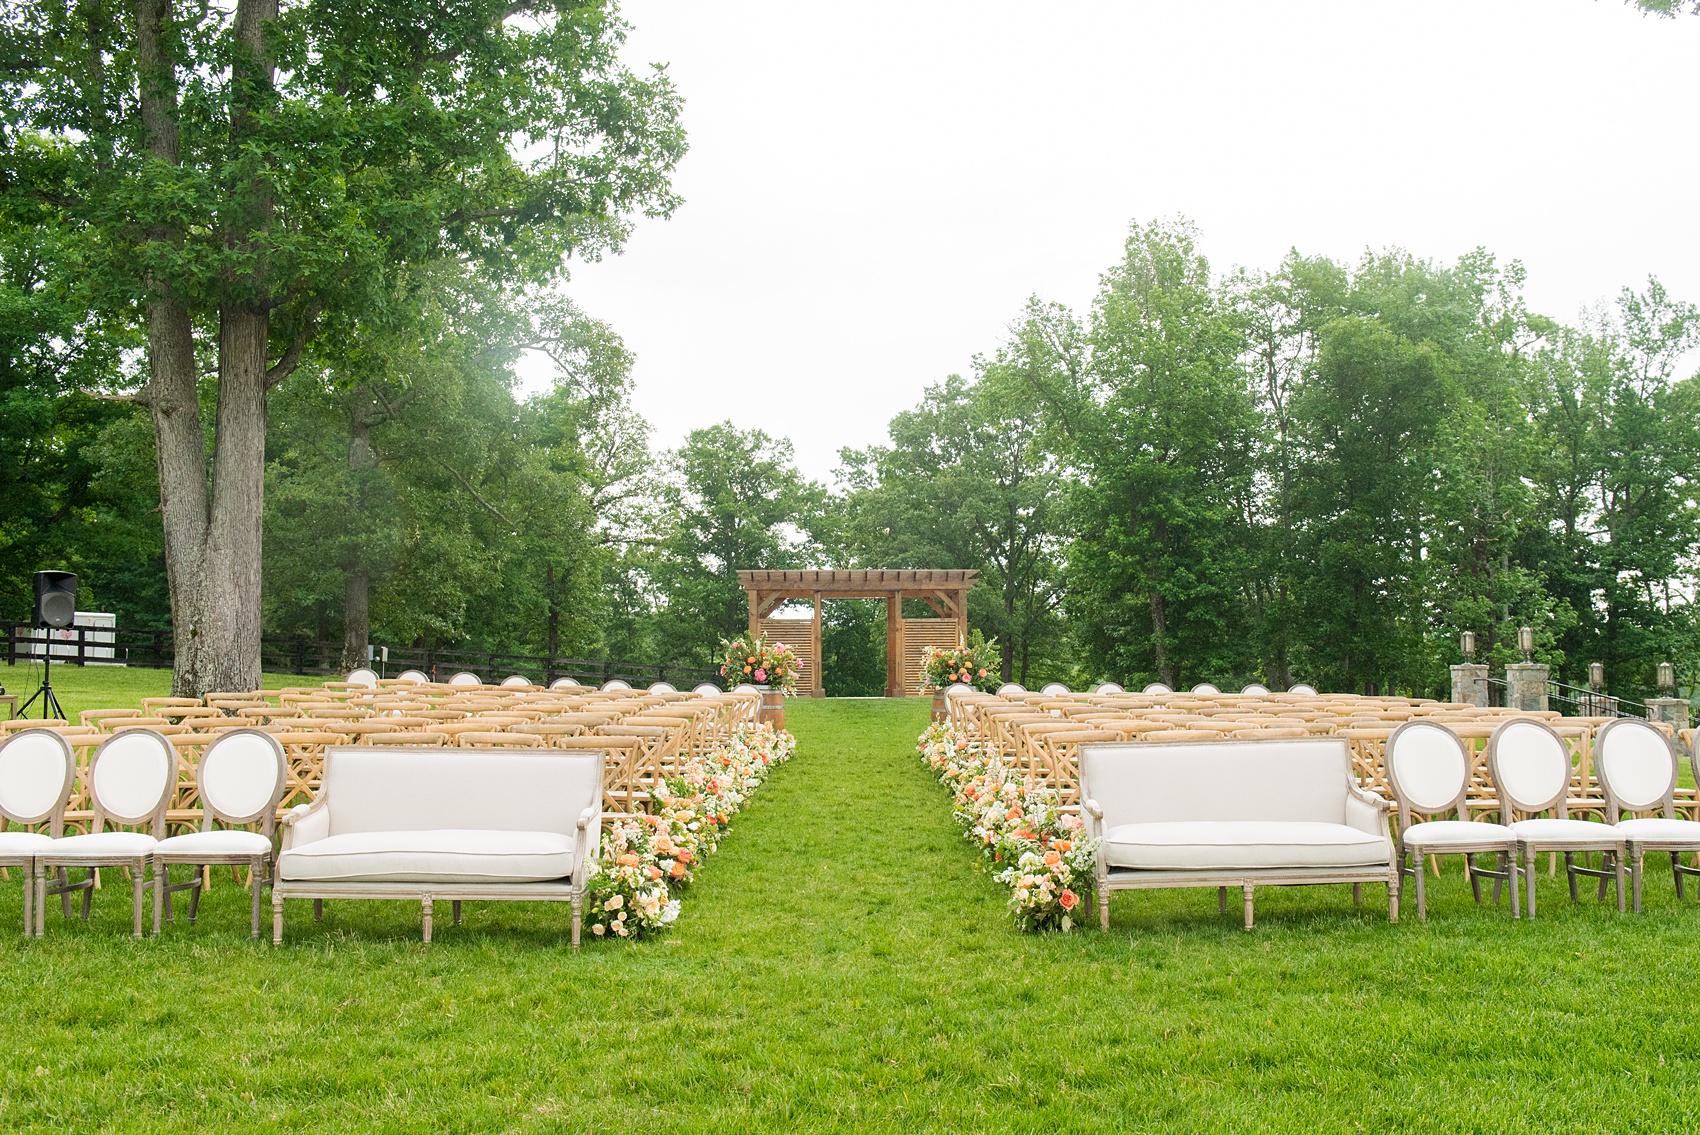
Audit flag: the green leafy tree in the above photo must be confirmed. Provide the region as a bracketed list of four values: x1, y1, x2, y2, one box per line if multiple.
[838, 332, 1071, 684]
[1060, 219, 1261, 689]
[647, 424, 822, 665]
[2, 0, 683, 693]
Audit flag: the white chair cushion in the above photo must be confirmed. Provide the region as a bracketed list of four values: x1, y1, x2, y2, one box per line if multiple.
[46, 831, 159, 859]
[1401, 819, 1514, 848]
[155, 830, 274, 857]
[1102, 821, 1392, 870]
[277, 829, 574, 883]
[0, 830, 54, 854]
[1506, 818, 1624, 847]
[1614, 817, 1700, 844]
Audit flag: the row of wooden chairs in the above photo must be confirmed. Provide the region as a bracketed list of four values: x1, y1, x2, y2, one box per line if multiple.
[942, 685, 1686, 822]
[1, 680, 759, 834]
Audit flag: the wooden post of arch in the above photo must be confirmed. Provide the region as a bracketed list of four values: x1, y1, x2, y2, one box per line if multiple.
[735, 570, 978, 698]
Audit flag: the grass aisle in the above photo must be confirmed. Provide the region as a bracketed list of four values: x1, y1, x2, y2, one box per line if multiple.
[1, 693, 1699, 1131]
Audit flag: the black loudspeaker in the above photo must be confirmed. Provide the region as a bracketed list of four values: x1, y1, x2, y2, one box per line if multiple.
[33, 571, 76, 629]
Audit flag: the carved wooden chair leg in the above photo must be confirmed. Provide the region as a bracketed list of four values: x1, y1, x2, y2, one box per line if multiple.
[272, 892, 284, 945]
[1414, 857, 1427, 921]
[313, 898, 323, 921]
[131, 858, 146, 938]
[1615, 851, 1626, 913]
[1632, 846, 1645, 914]
[1217, 886, 1227, 913]
[452, 900, 462, 926]
[1674, 851, 1685, 900]
[1352, 883, 1362, 906]
[1242, 883, 1254, 931]
[571, 893, 582, 948]
[1525, 845, 1539, 918]
[250, 857, 264, 939]
[422, 896, 433, 944]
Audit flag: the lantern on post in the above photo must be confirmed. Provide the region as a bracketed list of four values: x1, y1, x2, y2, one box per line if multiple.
[1461, 631, 1475, 661]
[1658, 662, 1676, 693]
[1588, 662, 1604, 691]
[1518, 626, 1534, 663]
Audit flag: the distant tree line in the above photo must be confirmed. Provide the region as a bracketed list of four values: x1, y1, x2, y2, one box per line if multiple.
[7, 217, 1698, 702]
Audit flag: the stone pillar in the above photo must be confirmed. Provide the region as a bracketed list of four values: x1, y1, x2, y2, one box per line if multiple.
[1647, 698, 1690, 734]
[1450, 663, 1488, 707]
[1505, 662, 1549, 713]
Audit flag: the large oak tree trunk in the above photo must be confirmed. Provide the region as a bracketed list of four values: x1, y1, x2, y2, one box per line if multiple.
[1150, 589, 1174, 688]
[340, 390, 376, 673]
[139, 0, 279, 696]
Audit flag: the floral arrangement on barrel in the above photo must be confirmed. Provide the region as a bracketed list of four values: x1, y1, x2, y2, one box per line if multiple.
[916, 720, 1098, 931]
[584, 722, 797, 939]
[922, 637, 999, 692]
[718, 632, 800, 691]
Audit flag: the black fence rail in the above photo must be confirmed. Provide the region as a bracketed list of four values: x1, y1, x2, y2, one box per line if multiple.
[1, 623, 720, 689]
[1484, 675, 1650, 719]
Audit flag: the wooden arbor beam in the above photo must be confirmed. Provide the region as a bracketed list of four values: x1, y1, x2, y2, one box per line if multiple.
[735, 570, 979, 698]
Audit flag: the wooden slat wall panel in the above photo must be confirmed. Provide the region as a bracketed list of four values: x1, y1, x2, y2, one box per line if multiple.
[759, 617, 817, 697]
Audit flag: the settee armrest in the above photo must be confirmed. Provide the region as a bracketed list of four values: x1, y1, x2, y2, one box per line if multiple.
[1344, 782, 1391, 838]
[280, 795, 331, 851]
[1081, 798, 1104, 839]
[572, 805, 602, 887]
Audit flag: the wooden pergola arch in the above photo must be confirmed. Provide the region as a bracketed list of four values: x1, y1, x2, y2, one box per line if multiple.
[737, 569, 977, 697]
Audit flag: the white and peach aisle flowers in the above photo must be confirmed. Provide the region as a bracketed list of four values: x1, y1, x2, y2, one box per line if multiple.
[585, 722, 796, 939]
[917, 721, 1098, 932]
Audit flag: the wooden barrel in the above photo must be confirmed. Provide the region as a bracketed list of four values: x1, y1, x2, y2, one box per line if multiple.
[759, 688, 785, 730]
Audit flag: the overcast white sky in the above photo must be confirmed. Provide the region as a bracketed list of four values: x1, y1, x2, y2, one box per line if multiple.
[522, 0, 1700, 483]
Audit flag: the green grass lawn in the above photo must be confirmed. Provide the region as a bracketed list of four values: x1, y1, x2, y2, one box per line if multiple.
[2, 692, 1698, 1131]
[0, 662, 305, 724]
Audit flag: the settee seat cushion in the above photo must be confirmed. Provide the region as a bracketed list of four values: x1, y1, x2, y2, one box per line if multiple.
[278, 829, 575, 883]
[1103, 821, 1391, 871]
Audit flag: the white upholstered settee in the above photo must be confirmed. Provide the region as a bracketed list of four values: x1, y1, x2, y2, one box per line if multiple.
[1079, 738, 1397, 929]
[273, 747, 603, 945]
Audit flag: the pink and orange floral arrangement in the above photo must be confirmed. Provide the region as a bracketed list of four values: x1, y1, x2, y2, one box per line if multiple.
[717, 633, 800, 692]
[584, 721, 797, 939]
[917, 720, 1098, 931]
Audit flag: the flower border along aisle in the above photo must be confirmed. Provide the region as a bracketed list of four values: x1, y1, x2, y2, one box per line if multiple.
[917, 721, 1098, 931]
[584, 723, 797, 939]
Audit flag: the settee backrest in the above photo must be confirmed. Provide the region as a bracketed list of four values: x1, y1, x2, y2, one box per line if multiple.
[322, 747, 602, 837]
[1078, 739, 1351, 828]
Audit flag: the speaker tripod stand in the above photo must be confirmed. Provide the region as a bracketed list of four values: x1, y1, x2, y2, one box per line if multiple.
[18, 651, 66, 721]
